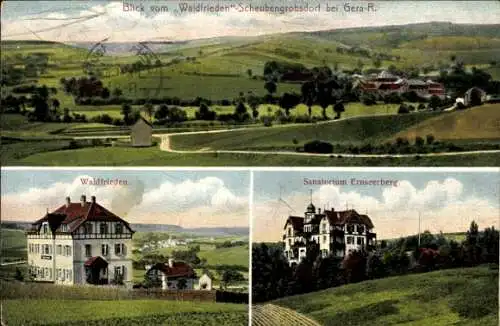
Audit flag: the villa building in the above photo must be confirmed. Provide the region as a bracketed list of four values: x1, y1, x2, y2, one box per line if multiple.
[282, 201, 376, 266]
[26, 195, 134, 286]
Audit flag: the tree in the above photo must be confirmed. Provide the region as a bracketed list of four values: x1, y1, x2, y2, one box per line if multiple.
[121, 104, 132, 125]
[415, 136, 425, 147]
[426, 134, 435, 145]
[264, 80, 277, 96]
[195, 103, 216, 120]
[234, 101, 249, 122]
[342, 250, 367, 283]
[247, 69, 253, 78]
[63, 108, 72, 122]
[301, 81, 316, 117]
[143, 102, 155, 122]
[279, 92, 301, 116]
[316, 83, 333, 119]
[112, 88, 123, 97]
[219, 269, 245, 290]
[32, 86, 50, 121]
[373, 57, 382, 69]
[333, 101, 345, 119]
[154, 104, 170, 121]
[247, 94, 260, 120]
[429, 95, 442, 110]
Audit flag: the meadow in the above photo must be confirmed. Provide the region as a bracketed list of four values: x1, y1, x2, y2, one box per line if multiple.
[260, 265, 498, 326]
[1, 281, 248, 326]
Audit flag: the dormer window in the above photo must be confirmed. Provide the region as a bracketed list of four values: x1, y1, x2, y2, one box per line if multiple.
[358, 225, 365, 234]
[42, 223, 48, 234]
[346, 224, 354, 233]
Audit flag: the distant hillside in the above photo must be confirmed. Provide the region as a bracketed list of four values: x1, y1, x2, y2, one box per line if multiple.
[1, 222, 249, 237]
[267, 265, 498, 326]
[304, 22, 500, 47]
[391, 103, 500, 142]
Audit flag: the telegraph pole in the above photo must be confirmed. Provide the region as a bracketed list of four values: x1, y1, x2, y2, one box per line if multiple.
[417, 212, 421, 247]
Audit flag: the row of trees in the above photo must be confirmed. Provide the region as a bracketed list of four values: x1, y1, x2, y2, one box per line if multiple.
[252, 221, 499, 303]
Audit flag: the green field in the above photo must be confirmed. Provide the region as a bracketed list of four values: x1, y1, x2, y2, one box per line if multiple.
[391, 104, 500, 141]
[0, 229, 27, 263]
[269, 265, 498, 326]
[171, 112, 439, 151]
[7, 146, 500, 166]
[3, 299, 247, 326]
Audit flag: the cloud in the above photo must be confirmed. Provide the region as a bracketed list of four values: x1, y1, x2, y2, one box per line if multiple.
[253, 178, 499, 242]
[2, 1, 499, 42]
[1, 175, 248, 228]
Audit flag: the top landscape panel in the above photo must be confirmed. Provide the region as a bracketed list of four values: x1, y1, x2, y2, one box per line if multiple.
[2, 0, 500, 166]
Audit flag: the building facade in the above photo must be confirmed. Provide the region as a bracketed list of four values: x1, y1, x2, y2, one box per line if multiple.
[282, 202, 376, 266]
[27, 195, 134, 287]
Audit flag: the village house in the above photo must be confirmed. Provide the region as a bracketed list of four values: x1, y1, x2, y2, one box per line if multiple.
[130, 117, 152, 147]
[282, 201, 376, 266]
[26, 195, 134, 286]
[146, 259, 198, 290]
[355, 70, 446, 99]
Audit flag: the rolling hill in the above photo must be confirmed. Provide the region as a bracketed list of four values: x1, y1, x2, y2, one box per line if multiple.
[260, 265, 498, 326]
[391, 103, 500, 142]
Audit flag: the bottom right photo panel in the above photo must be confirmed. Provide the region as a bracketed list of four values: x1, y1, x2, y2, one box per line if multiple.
[251, 169, 499, 326]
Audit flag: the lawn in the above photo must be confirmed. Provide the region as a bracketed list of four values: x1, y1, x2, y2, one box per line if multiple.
[2, 299, 248, 325]
[199, 245, 249, 269]
[269, 265, 498, 326]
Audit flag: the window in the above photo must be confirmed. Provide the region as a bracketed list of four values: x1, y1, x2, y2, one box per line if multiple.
[43, 244, 51, 255]
[115, 223, 123, 234]
[322, 223, 327, 233]
[36, 244, 40, 253]
[85, 244, 92, 257]
[100, 223, 108, 234]
[57, 245, 62, 255]
[346, 224, 354, 233]
[43, 224, 48, 234]
[101, 244, 109, 256]
[358, 225, 365, 234]
[115, 243, 125, 256]
[114, 266, 125, 276]
[287, 228, 291, 236]
[84, 223, 93, 234]
[357, 237, 364, 245]
[64, 245, 72, 256]
[347, 236, 354, 244]
[288, 239, 292, 246]
[323, 235, 327, 243]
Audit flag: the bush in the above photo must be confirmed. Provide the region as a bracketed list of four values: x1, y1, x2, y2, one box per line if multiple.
[361, 93, 377, 106]
[426, 134, 435, 145]
[415, 136, 425, 147]
[304, 140, 334, 153]
[398, 104, 409, 114]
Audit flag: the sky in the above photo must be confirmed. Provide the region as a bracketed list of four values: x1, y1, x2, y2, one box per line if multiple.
[253, 170, 500, 242]
[1, 1, 499, 42]
[1, 169, 249, 228]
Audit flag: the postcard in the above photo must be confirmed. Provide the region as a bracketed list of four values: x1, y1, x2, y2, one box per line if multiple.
[0, 169, 250, 325]
[1, 1, 499, 167]
[251, 169, 499, 325]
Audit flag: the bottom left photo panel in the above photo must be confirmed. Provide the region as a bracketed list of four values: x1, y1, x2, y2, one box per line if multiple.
[0, 168, 250, 326]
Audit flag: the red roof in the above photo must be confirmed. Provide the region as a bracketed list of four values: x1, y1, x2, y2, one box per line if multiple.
[284, 216, 304, 231]
[31, 199, 134, 234]
[150, 262, 195, 278]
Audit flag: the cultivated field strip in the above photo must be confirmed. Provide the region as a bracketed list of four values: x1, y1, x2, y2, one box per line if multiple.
[252, 304, 321, 326]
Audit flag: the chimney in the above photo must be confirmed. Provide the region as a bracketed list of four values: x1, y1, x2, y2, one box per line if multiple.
[318, 208, 321, 214]
[168, 258, 174, 268]
[80, 195, 86, 207]
[66, 197, 71, 207]
[91, 196, 96, 204]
